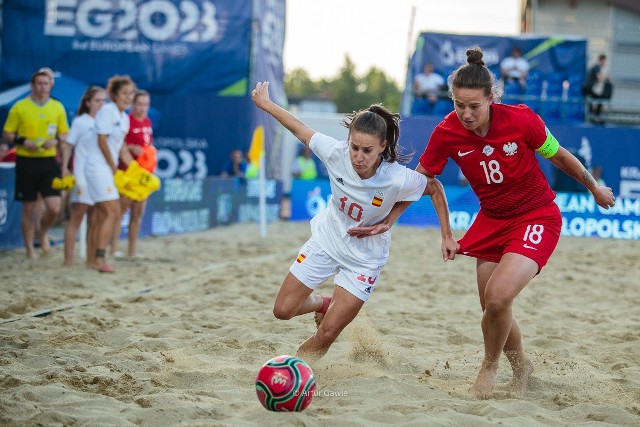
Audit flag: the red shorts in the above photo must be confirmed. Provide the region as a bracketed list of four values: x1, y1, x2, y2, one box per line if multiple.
[458, 203, 561, 271]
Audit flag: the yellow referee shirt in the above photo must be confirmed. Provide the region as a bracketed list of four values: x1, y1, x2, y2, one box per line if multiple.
[3, 97, 69, 158]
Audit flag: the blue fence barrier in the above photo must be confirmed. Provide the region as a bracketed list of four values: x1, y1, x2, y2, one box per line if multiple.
[0, 169, 282, 250]
[289, 179, 640, 240]
[0, 164, 23, 250]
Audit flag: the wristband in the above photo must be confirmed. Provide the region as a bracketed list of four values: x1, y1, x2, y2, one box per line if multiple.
[14, 136, 26, 145]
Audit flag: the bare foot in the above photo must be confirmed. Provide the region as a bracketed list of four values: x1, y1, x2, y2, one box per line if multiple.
[40, 234, 51, 256]
[510, 358, 534, 396]
[470, 364, 498, 399]
[26, 249, 38, 260]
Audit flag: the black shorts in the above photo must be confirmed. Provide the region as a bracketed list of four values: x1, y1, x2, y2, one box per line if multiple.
[15, 156, 61, 201]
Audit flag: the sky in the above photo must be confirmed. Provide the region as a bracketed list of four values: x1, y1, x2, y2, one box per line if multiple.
[284, 0, 521, 86]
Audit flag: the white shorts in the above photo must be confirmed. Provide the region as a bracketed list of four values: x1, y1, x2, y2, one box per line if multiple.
[86, 172, 119, 203]
[70, 182, 94, 206]
[289, 238, 382, 302]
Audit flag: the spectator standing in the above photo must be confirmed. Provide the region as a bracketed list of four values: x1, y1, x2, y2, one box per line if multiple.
[2, 69, 69, 259]
[582, 54, 613, 124]
[411, 63, 445, 116]
[292, 146, 318, 180]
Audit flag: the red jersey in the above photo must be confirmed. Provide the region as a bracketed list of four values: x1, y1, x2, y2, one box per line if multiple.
[126, 115, 153, 150]
[419, 104, 556, 219]
[119, 114, 153, 170]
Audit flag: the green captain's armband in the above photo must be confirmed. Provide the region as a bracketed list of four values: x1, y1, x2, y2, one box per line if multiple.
[536, 127, 560, 158]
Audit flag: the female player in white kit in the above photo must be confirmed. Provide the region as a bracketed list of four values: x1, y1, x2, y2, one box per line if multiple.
[352, 47, 616, 399]
[251, 81, 458, 362]
[60, 85, 106, 267]
[88, 75, 135, 272]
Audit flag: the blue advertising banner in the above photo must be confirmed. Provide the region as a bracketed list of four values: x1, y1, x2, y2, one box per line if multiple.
[288, 180, 640, 240]
[399, 116, 640, 197]
[1, 0, 288, 181]
[251, 0, 287, 179]
[410, 32, 587, 82]
[151, 95, 254, 179]
[0, 164, 23, 250]
[1, 0, 251, 96]
[118, 176, 282, 239]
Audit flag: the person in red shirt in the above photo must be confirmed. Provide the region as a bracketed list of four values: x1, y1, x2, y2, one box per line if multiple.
[112, 90, 154, 257]
[350, 47, 616, 399]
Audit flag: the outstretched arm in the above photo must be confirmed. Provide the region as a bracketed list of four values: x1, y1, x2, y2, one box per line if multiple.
[251, 81, 315, 146]
[420, 166, 459, 261]
[549, 147, 615, 209]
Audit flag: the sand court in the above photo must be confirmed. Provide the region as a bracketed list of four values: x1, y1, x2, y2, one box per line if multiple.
[1, 222, 639, 426]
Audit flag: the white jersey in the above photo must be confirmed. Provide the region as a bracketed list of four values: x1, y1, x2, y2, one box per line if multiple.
[88, 102, 129, 175]
[66, 113, 96, 185]
[414, 72, 445, 96]
[309, 132, 427, 274]
[500, 56, 529, 80]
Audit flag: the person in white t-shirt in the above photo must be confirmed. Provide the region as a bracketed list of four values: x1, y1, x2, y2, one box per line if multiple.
[60, 85, 106, 267]
[251, 81, 458, 362]
[89, 75, 135, 273]
[500, 46, 529, 89]
[412, 63, 445, 115]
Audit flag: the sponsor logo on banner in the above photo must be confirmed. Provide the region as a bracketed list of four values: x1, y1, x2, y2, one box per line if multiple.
[620, 166, 640, 198]
[44, 0, 219, 50]
[153, 137, 209, 179]
[437, 39, 501, 67]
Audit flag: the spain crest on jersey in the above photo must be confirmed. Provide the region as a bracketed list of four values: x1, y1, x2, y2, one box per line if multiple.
[371, 190, 384, 207]
[296, 253, 307, 263]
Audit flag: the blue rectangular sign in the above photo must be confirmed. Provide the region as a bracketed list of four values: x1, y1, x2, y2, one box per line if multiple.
[1, 0, 251, 95]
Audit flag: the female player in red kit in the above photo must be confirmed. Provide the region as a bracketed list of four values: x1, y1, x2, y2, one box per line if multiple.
[350, 46, 616, 399]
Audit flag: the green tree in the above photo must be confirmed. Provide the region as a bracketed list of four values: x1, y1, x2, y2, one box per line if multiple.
[327, 55, 360, 113]
[359, 67, 401, 112]
[284, 55, 402, 113]
[284, 68, 320, 96]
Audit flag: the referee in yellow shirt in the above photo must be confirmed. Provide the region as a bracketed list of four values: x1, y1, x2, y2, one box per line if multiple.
[2, 69, 69, 259]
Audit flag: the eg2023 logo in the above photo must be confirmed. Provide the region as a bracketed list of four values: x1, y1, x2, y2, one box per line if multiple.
[45, 0, 218, 43]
